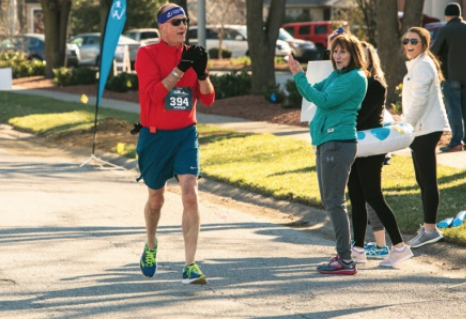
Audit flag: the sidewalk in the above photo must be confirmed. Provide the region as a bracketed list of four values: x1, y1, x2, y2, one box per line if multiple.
[7, 86, 466, 169]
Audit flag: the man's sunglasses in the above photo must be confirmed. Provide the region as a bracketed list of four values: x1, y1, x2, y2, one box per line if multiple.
[170, 18, 189, 26]
[402, 38, 419, 45]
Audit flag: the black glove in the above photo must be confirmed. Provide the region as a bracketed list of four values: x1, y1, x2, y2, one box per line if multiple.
[130, 122, 142, 135]
[177, 45, 203, 72]
[193, 46, 209, 80]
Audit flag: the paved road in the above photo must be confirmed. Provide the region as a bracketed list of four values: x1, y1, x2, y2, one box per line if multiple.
[1, 126, 466, 318]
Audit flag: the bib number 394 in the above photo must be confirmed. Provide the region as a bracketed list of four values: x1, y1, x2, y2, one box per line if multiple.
[165, 87, 193, 111]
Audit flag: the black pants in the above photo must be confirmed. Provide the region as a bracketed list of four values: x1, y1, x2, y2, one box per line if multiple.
[410, 131, 443, 224]
[348, 154, 403, 247]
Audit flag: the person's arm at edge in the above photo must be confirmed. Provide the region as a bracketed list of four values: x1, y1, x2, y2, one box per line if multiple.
[293, 70, 364, 109]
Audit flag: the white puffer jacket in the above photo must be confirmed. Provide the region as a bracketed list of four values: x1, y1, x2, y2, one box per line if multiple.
[402, 52, 450, 137]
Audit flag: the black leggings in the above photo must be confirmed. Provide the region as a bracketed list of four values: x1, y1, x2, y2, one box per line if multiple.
[410, 131, 443, 224]
[348, 154, 403, 247]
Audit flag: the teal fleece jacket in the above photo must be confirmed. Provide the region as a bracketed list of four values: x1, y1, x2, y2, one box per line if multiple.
[293, 68, 367, 146]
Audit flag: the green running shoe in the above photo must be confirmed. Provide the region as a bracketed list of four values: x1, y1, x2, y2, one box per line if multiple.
[140, 241, 157, 278]
[182, 262, 207, 285]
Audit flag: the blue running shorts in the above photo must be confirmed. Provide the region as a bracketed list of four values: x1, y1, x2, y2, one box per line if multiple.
[136, 125, 200, 190]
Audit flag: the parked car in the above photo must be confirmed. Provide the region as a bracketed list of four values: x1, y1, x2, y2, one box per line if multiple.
[188, 25, 292, 57]
[425, 21, 446, 46]
[68, 33, 140, 67]
[282, 21, 347, 56]
[0, 33, 79, 66]
[123, 28, 160, 46]
[278, 28, 319, 62]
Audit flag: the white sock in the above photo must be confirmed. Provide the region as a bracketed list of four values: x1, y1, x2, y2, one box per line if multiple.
[394, 244, 406, 253]
[352, 246, 364, 254]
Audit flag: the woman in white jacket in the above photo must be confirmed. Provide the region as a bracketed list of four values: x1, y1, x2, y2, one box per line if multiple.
[401, 27, 450, 248]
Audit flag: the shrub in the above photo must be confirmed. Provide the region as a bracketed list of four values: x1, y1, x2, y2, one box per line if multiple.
[208, 47, 232, 59]
[53, 67, 98, 86]
[71, 67, 98, 86]
[283, 79, 302, 109]
[29, 59, 46, 76]
[262, 82, 286, 104]
[0, 50, 45, 78]
[53, 67, 73, 86]
[210, 71, 251, 99]
[106, 72, 138, 92]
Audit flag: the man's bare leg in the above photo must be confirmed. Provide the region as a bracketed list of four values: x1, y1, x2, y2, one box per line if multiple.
[145, 186, 165, 248]
[178, 174, 200, 265]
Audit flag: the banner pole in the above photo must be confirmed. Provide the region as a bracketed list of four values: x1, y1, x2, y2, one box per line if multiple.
[79, 0, 127, 170]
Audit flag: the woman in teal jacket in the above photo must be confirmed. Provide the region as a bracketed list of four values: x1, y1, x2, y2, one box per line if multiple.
[288, 33, 368, 275]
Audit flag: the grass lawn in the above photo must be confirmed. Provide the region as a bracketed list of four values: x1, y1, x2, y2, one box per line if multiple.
[2, 91, 466, 245]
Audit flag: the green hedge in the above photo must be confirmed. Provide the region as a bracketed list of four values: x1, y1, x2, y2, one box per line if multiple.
[105, 72, 138, 92]
[0, 50, 45, 78]
[53, 67, 98, 86]
[210, 71, 251, 99]
[208, 47, 232, 59]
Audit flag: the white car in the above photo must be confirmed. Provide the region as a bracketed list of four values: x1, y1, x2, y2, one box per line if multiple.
[188, 25, 291, 57]
[68, 33, 140, 67]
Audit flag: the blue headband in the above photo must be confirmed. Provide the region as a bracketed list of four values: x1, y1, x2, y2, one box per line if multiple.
[158, 6, 186, 24]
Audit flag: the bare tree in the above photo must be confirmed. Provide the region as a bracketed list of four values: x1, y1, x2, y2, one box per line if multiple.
[355, 0, 377, 44]
[209, 0, 245, 58]
[246, 0, 286, 94]
[40, 0, 73, 78]
[375, 0, 424, 106]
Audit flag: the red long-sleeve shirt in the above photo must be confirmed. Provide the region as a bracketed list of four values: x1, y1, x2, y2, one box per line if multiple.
[135, 41, 215, 131]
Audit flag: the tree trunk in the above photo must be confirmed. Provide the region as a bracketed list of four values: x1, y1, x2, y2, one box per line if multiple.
[246, 0, 285, 95]
[375, 0, 424, 107]
[40, 0, 73, 79]
[17, 0, 27, 34]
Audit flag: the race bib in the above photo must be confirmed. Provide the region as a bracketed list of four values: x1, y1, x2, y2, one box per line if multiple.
[165, 87, 193, 111]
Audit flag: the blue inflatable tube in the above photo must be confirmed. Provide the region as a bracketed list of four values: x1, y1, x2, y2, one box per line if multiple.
[356, 122, 415, 158]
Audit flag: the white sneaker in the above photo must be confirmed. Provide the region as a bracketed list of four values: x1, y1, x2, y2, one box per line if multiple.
[379, 246, 414, 267]
[351, 246, 367, 264]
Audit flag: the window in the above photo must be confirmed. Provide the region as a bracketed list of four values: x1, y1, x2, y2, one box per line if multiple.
[125, 32, 137, 40]
[141, 32, 159, 40]
[315, 25, 328, 35]
[206, 29, 218, 40]
[70, 37, 83, 46]
[284, 27, 294, 37]
[298, 26, 310, 35]
[224, 29, 244, 41]
[85, 36, 99, 45]
[188, 29, 197, 39]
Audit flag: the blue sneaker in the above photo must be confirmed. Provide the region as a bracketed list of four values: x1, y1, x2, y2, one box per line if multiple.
[182, 262, 207, 285]
[452, 211, 466, 227]
[140, 241, 157, 278]
[366, 244, 389, 259]
[351, 241, 372, 249]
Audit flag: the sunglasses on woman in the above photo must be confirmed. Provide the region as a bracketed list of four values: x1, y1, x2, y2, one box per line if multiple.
[403, 38, 419, 45]
[170, 18, 189, 26]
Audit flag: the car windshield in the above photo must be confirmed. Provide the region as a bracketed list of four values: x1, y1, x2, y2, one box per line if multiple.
[279, 28, 294, 41]
[123, 32, 137, 40]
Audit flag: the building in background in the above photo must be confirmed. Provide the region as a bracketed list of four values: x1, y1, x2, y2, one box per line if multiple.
[0, 0, 42, 38]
